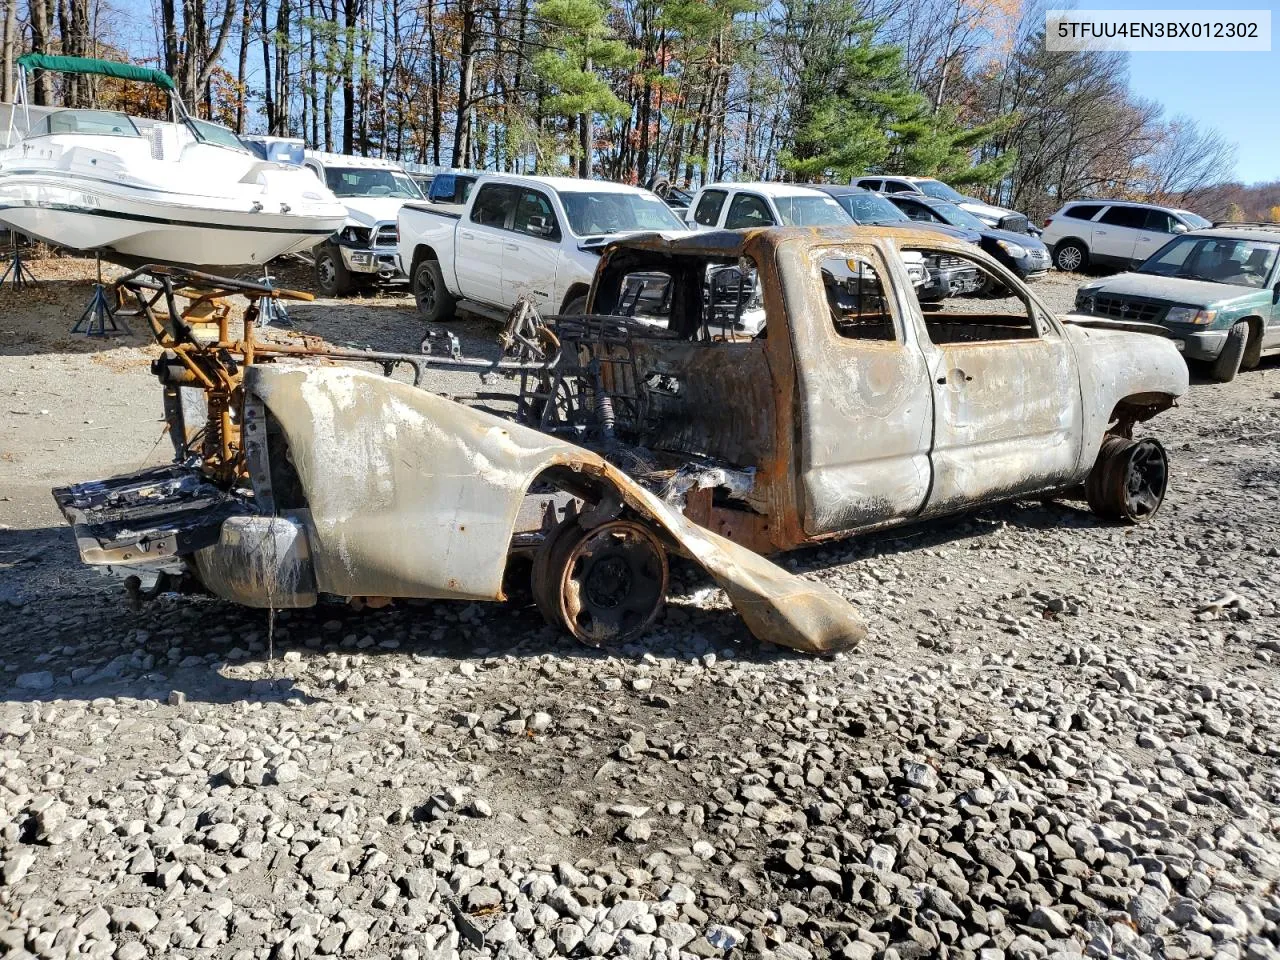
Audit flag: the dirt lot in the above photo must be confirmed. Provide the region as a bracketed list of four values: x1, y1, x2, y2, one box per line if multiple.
[1, 258, 1278, 960]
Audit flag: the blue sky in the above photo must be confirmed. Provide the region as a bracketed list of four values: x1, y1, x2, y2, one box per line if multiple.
[1069, 0, 1278, 184]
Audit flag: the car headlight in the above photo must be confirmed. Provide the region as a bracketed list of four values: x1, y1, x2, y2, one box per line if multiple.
[340, 225, 371, 245]
[996, 239, 1027, 259]
[1164, 306, 1217, 325]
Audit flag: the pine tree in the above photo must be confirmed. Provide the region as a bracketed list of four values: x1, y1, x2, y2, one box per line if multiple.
[533, 0, 636, 176]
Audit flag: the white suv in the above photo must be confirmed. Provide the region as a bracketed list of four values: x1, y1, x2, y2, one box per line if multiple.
[1041, 200, 1211, 272]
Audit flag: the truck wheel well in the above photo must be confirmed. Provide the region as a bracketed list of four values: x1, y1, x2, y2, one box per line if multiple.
[560, 284, 590, 313]
[1110, 392, 1177, 437]
[410, 244, 440, 274]
[1242, 315, 1265, 368]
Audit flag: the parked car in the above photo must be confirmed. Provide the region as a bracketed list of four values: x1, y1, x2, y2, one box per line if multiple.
[397, 174, 688, 322]
[883, 193, 1052, 281]
[685, 182, 928, 288]
[685, 181, 850, 230]
[853, 175, 1035, 234]
[1073, 224, 1280, 382]
[1041, 200, 1212, 273]
[54, 238, 1186, 657]
[811, 184, 984, 299]
[302, 151, 423, 295]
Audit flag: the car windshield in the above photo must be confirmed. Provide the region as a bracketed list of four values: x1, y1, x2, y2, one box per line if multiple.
[325, 168, 423, 199]
[927, 200, 988, 231]
[560, 190, 686, 236]
[773, 195, 850, 226]
[915, 179, 968, 203]
[837, 192, 910, 225]
[1176, 210, 1212, 229]
[1138, 235, 1280, 287]
[185, 118, 249, 152]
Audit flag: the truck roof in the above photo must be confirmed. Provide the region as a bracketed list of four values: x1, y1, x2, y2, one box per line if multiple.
[699, 181, 832, 199]
[472, 173, 658, 195]
[305, 150, 406, 171]
[602, 224, 973, 259]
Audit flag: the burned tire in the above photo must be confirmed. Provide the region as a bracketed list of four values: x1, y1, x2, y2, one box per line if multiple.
[1085, 436, 1168, 523]
[1210, 321, 1249, 382]
[314, 245, 352, 296]
[413, 257, 457, 322]
[562, 294, 588, 316]
[531, 518, 668, 646]
[1053, 241, 1088, 273]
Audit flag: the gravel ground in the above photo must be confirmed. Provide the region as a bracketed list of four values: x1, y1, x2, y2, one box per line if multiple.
[2, 261, 1279, 960]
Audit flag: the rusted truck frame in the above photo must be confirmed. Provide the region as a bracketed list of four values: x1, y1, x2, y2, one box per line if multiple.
[53, 227, 1187, 653]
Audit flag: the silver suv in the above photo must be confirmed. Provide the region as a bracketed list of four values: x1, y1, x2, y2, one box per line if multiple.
[1041, 200, 1211, 272]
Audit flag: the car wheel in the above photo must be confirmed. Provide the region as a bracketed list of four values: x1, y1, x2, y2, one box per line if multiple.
[531, 517, 668, 647]
[1085, 436, 1168, 523]
[1209, 321, 1249, 383]
[562, 295, 588, 316]
[314, 245, 351, 296]
[412, 258, 457, 322]
[1054, 241, 1088, 273]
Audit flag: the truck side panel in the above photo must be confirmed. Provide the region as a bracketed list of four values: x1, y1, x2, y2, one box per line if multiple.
[397, 202, 465, 297]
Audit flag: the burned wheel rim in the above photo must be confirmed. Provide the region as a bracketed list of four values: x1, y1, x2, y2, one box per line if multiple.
[541, 520, 668, 646]
[1087, 436, 1168, 523]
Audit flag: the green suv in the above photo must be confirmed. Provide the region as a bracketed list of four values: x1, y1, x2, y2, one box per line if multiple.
[1074, 225, 1280, 382]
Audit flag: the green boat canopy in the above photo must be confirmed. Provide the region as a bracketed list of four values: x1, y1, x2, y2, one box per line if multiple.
[16, 53, 176, 92]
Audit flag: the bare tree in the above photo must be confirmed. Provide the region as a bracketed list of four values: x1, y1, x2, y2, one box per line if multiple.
[1, 0, 17, 102]
[1137, 117, 1237, 207]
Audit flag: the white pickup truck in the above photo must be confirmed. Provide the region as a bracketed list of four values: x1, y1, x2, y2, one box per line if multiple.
[396, 174, 689, 321]
[686, 181, 929, 287]
[303, 151, 423, 296]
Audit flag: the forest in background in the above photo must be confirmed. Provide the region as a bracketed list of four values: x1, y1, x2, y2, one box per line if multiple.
[0, 0, 1270, 221]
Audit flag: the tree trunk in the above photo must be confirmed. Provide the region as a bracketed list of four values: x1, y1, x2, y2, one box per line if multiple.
[260, 0, 274, 131]
[450, 0, 474, 168]
[0, 0, 15, 103]
[235, 0, 251, 131]
[274, 0, 289, 133]
[341, 0, 356, 152]
[425, 0, 440, 164]
[324, 0, 336, 150]
[28, 0, 54, 104]
[307, 0, 318, 146]
[577, 54, 592, 178]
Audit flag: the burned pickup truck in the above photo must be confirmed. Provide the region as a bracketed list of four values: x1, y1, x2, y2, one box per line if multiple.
[54, 227, 1187, 653]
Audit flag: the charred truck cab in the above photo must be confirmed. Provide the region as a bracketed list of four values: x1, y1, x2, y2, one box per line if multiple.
[53, 228, 1186, 654]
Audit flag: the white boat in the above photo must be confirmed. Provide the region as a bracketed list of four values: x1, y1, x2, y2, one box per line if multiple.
[0, 54, 346, 268]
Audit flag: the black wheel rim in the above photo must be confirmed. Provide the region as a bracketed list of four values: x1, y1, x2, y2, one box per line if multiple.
[1123, 439, 1168, 519]
[416, 267, 436, 311]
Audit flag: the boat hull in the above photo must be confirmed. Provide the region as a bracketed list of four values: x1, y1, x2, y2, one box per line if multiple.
[0, 174, 345, 268]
